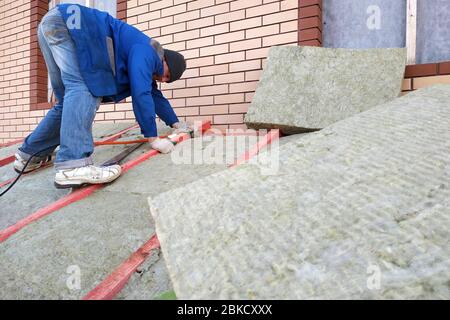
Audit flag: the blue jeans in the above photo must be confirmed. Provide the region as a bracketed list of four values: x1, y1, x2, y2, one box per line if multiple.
[18, 8, 101, 170]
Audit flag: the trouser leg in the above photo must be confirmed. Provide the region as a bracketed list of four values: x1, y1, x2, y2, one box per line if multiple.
[35, 8, 101, 170]
[18, 9, 66, 161]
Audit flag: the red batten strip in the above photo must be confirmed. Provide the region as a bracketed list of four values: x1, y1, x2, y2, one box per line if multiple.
[82, 123, 279, 301]
[0, 121, 211, 244]
[0, 155, 15, 167]
[82, 235, 160, 300]
[0, 177, 15, 189]
[82, 121, 212, 300]
[229, 129, 280, 167]
[0, 185, 100, 242]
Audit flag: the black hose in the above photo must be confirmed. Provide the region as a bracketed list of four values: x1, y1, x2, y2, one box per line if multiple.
[0, 144, 59, 197]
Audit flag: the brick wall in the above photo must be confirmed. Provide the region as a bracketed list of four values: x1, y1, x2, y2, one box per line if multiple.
[0, 0, 34, 143]
[1, 0, 450, 144]
[119, 0, 299, 131]
[401, 62, 450, 95]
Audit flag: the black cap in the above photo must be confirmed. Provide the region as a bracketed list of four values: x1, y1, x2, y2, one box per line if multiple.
[164, 49, 186, 83]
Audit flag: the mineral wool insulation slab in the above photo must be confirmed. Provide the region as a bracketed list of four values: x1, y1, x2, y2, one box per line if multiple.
[244, 46, 407, 134]
[151, 85, 450, 299]
[0, 135, 255, 299]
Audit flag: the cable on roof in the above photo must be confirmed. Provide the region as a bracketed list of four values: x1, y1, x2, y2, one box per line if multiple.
[0, 144, 59, 198]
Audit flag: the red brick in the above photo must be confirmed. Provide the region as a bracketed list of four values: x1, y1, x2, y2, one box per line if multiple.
[200, 105, 229, 115]
[299, 28, 321, 42]
[214, 72, 245, 84]
[186, 96, 214, 106]
[230, 38, 261, 52]
[245, 70, 262, 81]
[150, 0, 175, 11]
[200, 23, 230, 37]
[299, 39, 322, 46]
[230, 17, 262, 32]
[281, 0, 298, 10]
[172, 88, 200, 98]
[213, 114, 244, 124]
[200, 44, 229, 57]
[188, 56, 214, 68]
[182, 67, 200, 78]
[263, 31, 298, 46]
[229, 103, 249, 114]
[215, 52, 245, 64]
[187, 16, 214, 29]
[169, 98, 186, 108]
[246, 47, 270, 60]
[174, 10, 200, 23]
[215, 10, 245, 24]
[188, 0, 215, 11]
[405, 63, 438, 78]
[246, 2, 280, 18]
[215, 31, 245, 44]
[299, 16, 322, 30]
[299, 0, 322, 8]
[200, 85, 229, 96]
[231, 0, 263, 11]
[439, 62, 450, 75]
[185, 115, 214, 123]
[200, 3, 230, 17]
[174, 29, 200, 42]
[229, 59, 261, 72]
[200, 64, 229, 76]
[175, 107, 200, 116]
[214, 93, 245, 104]
[229, 81, 258, 93]
[161, 3, 187, 17]
[299, 5, 321, 18]
[263, 9, 297, 25]
[246, 24, 279, 39]
[161, 22, 187, 35]
[187, 36, 214, 49]
[187, 76, 214, 87]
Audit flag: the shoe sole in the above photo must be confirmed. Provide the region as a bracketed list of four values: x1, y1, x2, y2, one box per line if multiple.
[14, 162, 53, 175]
[54, 174, 121, 189]
[54, 182, 89, 189]
[14, 168, 34, 174]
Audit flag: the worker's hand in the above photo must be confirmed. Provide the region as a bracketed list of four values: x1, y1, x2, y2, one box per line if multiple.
[149, 137, 175, 154]
[172, 121, 193, 134]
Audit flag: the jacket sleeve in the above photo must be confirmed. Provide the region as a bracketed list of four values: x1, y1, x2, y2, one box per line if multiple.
[151, 81, 179, 127]
[128, 44, 158, 137]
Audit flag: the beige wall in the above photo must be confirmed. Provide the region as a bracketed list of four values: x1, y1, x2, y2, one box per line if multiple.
[0, 0, 299, 143]
[1, 0, 449, 144]
[95, 0, 299, 131]
[0, 0, 34, 143]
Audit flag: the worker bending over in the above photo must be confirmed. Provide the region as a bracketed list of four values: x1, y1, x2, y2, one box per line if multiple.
[14, 4, 189, 188]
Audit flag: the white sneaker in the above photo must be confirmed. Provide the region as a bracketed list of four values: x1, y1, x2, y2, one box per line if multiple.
[14, 153, 55, 174]
[54, 164, 122, 189]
